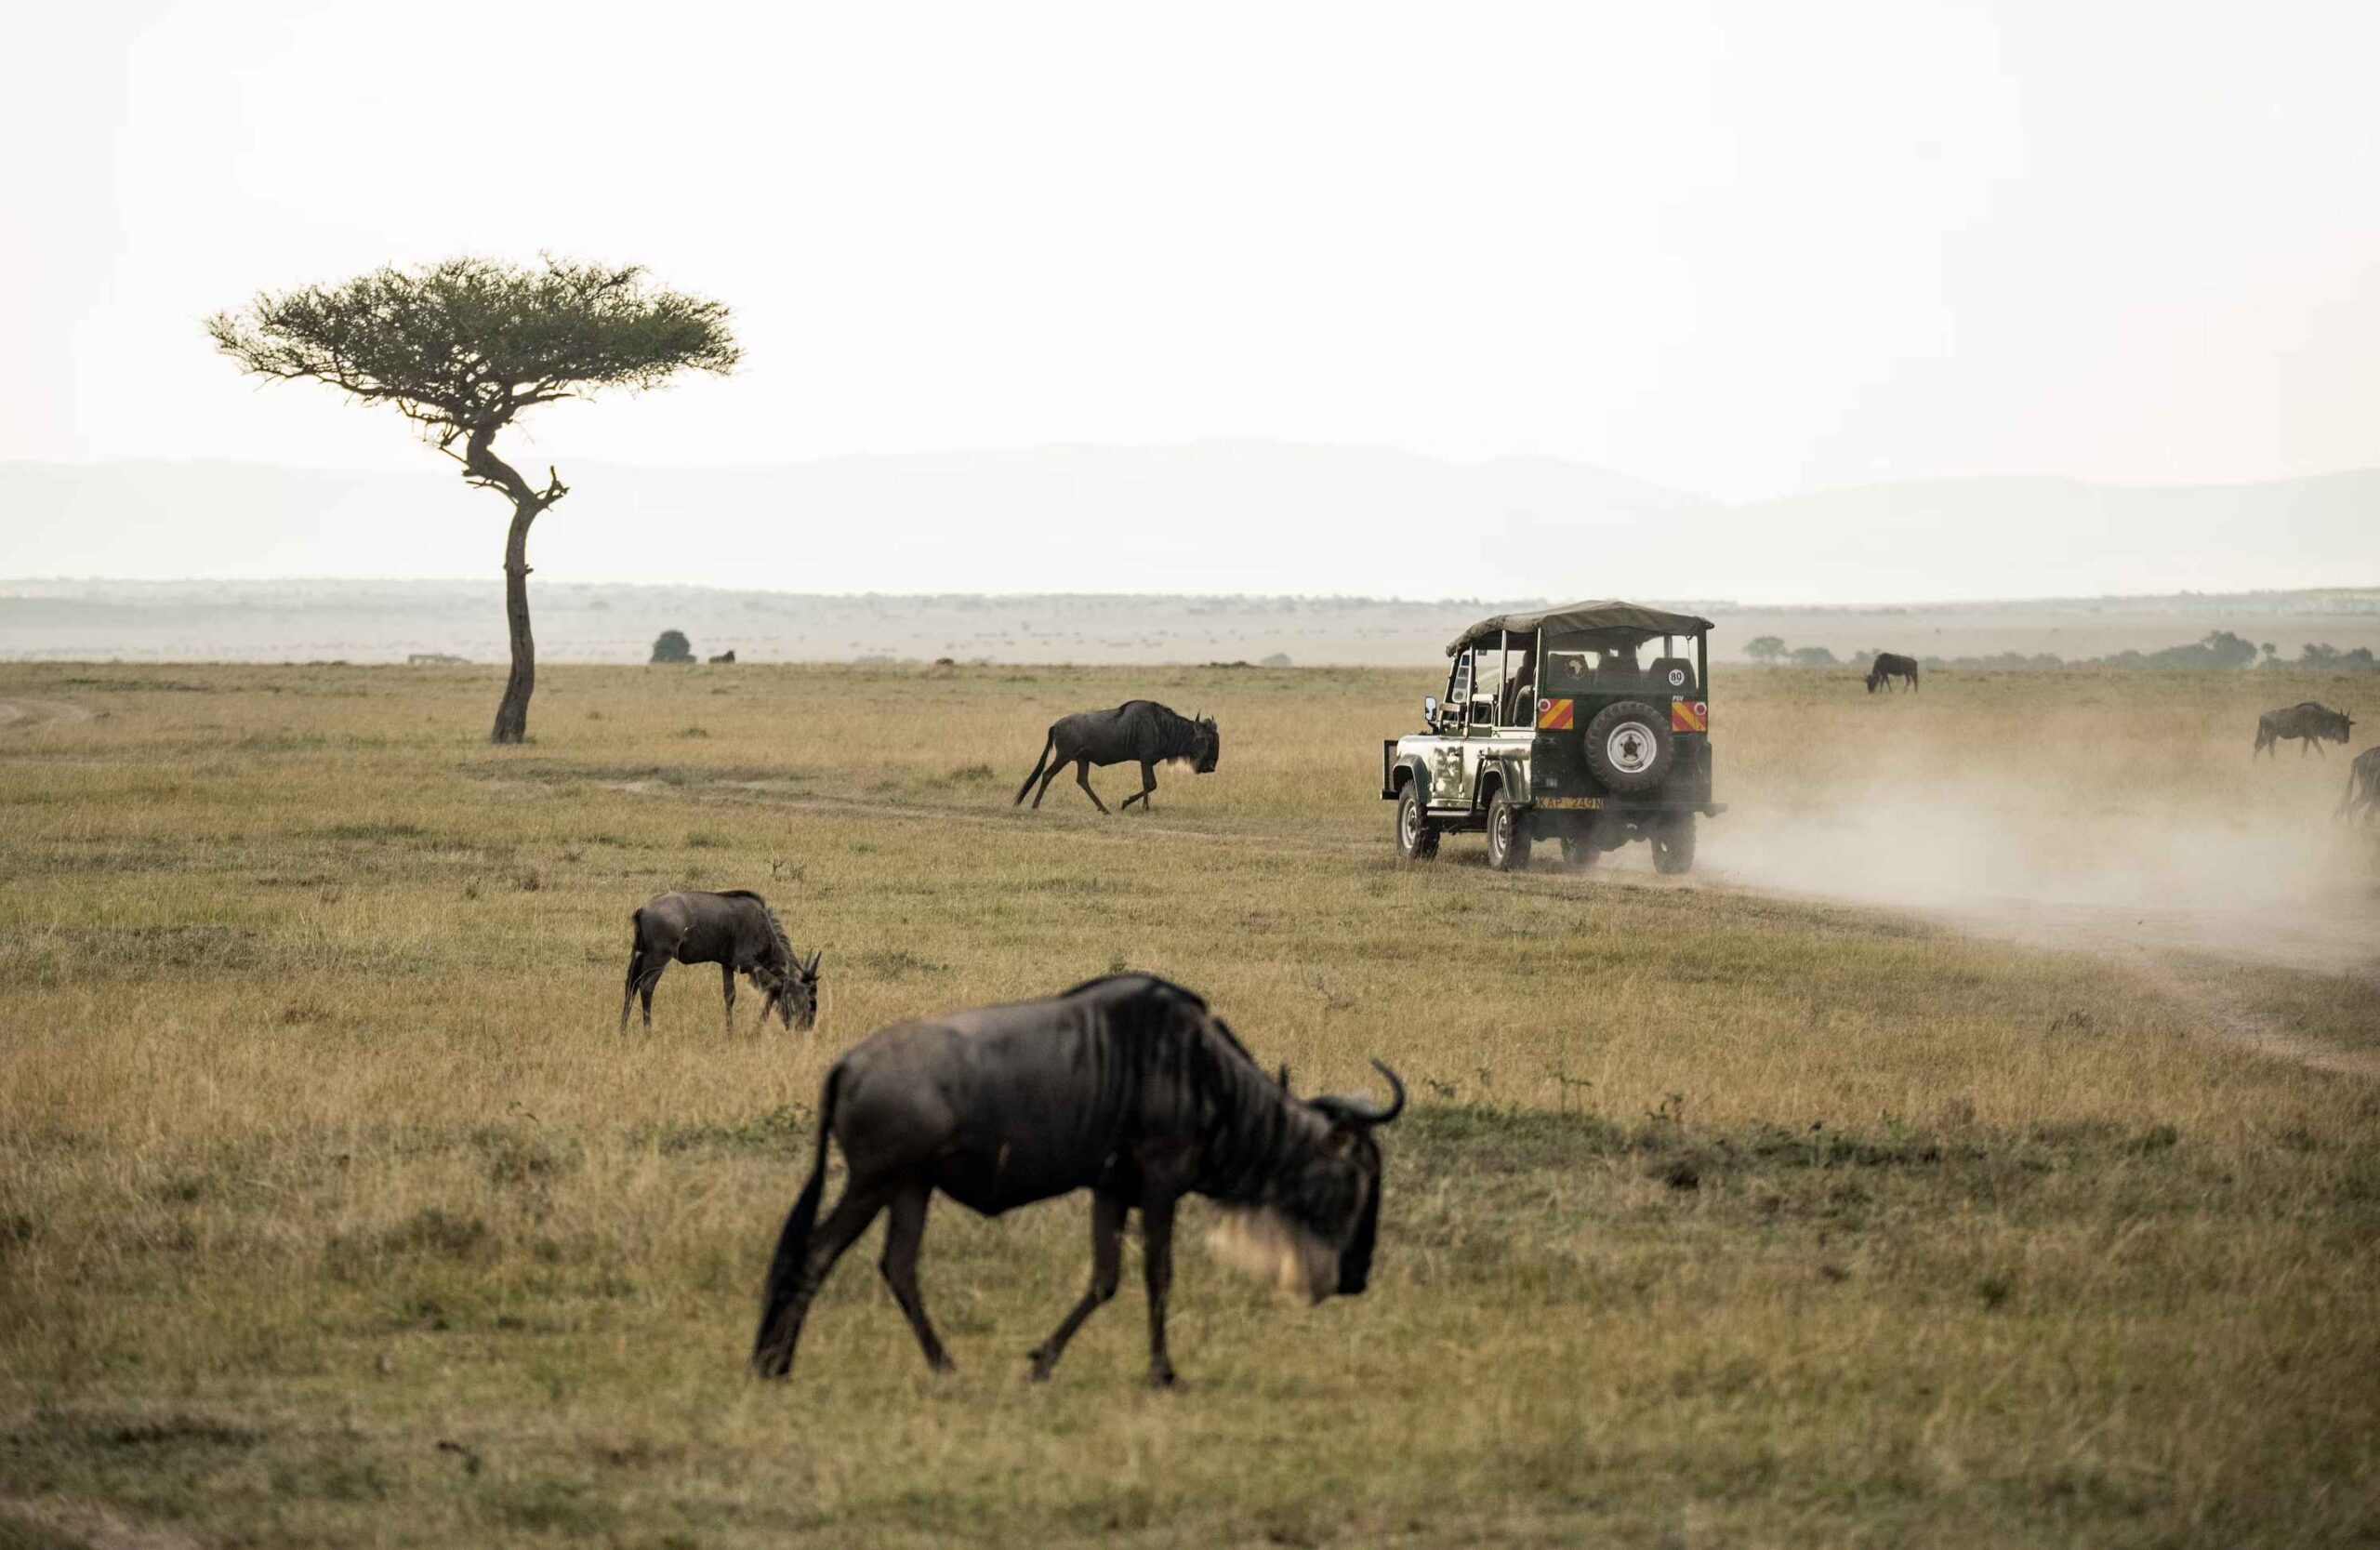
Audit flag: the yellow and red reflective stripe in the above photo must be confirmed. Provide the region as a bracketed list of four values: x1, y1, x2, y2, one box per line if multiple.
[1537, 697, 1574, 730]
[1670, 699, 1708, 733]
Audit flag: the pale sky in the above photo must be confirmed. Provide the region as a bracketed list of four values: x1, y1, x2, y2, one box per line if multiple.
[5, 0, 2378, 504]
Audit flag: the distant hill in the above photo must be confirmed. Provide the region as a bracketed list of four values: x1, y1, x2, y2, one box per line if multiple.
[1, 444, 2372, 603]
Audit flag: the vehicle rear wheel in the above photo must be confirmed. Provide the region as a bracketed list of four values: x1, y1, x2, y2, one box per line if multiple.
[1582, 700, 1674, 795]
[1485, 789, 1532, 872]
[1650, 812, 1697, 875]
[1395, 782, 1439, 860]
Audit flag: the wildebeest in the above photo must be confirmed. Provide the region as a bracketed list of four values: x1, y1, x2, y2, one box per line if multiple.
[2254, 701, 2352, 758]
[748, 973, 1403, 1386]
[1866, 653, 1920, 694]
[619, 890, 820, 1034]
[2337, 746, 2380, 823]
[707, 650, 736, 664]
[1012, 700, 1220, 814]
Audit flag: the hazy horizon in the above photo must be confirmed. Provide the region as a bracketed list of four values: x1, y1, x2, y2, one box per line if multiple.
[5, 444, 2372, 604]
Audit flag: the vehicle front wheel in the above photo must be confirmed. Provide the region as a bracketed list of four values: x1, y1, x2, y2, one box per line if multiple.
[1485, 790, 1532, 872]
[1395, 783, 1439, 860]
[1650, 812, 1697, 875]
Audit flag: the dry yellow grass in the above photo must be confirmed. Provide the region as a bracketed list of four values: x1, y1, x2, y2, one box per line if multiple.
[0, 659, 2374, 1547]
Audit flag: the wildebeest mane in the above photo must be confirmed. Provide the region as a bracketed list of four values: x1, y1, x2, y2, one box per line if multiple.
[1055, 974, 1311, 1205]
[716, 888, 791, 961]
[1058, 970, 1207, 1009]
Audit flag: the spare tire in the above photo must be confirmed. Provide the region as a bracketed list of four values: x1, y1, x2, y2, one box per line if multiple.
[1583, 700, 1674, 794]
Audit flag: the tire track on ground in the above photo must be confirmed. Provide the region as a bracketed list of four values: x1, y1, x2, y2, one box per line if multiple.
[0, 699, 96, 733]
[520, 767, 2380, 1078]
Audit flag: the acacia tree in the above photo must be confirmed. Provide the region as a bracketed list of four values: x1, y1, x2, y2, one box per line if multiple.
[208, 258, 738, 743]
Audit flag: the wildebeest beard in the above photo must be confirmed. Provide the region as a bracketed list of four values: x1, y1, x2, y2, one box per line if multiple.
[1207, 1156, 1379, 1302]
[1207, 1205, 1339, 1302]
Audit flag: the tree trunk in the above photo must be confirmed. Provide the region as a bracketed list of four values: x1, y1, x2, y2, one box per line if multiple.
[461, 426, 566, 747]
[491, 499, 538, 744]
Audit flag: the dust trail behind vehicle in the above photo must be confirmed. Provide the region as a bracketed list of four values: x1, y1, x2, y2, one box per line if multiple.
[1698, 670, 2380, 978]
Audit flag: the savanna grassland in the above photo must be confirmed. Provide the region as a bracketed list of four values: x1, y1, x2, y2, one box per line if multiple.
[1, 659, 2376, 1549]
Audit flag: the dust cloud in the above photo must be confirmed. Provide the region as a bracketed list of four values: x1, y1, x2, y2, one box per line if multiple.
[1699, 707, 2380, 979]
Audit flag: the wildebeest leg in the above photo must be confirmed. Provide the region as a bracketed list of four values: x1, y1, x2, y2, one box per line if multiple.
[1032, 758, 1066, 809]
[1141, 1193, 1178, 1387]
[618, 949, 646, 1034]
[751, 1178, 896, 1378]
[1075, 760, 1111, 815]
[721, 964, 737, 1033]
[1027, 1190, 1126, 1382]
[878, 1183, 954, 1373]
[1119, 761, 1157, 812]
[636, 960, 668, 1031]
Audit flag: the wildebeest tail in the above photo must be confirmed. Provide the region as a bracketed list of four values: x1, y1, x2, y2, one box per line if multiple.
[751, 1064, 842, 1372]
[1012, 728, 1056, 804]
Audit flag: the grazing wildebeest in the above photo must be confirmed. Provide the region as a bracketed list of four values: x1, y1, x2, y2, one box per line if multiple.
[1866, 653, 1920, 694]
[749, 973, 1403, 1387]
[2337, 746, 2380, 823]
[707, 650, 736, 664]
[1012, 700, 1220, 814]
[619, 890, 820, 1034]
[2254, 701, 2352, 758]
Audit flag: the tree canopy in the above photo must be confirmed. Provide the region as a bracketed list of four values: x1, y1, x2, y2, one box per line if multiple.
[206, 256, 738, 447]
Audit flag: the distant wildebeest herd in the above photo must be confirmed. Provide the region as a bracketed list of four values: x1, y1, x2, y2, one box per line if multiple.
[1860, 656, 2368, 826]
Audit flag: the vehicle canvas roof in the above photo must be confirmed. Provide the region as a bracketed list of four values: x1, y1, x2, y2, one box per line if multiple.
[1447, 601, 1715, 656]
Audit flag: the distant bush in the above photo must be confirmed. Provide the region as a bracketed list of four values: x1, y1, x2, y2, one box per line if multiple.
[2278, 643, 2379, 672]
[650, 629, 694, 665]
[1787, 645, 1839, 668]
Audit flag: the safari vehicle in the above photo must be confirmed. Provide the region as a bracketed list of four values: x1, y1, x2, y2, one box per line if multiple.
[1380, 601, 1722, 874]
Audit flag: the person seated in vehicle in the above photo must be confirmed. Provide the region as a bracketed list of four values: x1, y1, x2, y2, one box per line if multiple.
[1501, 648, 1537, 726]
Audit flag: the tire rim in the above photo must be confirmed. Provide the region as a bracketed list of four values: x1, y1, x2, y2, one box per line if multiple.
[1491, 803, 1510, 855]
[1401, 796, 1420, 849]
[1606, 722, 1658, 775]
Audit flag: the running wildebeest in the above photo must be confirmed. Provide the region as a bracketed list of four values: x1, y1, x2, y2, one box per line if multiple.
[2336, 746, 2380, 824]
[1012, 700, 1220, 814]
[1866, 653, 1920, 694]
[618, 890, 820, 1034]
[748, 973, 1404, 1387]
[2254, 701, 2352, 758]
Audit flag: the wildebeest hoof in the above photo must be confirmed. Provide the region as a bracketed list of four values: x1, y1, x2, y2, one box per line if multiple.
[1147, 1367, 1178, 1389]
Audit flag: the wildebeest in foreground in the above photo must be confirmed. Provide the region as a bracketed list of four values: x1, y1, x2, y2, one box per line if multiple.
[1866, 653, 1920, 694]
[1012, 700, 1220, 814]
[2337, 746, 2380, 823]
[749, 973, 1404, 1386]
[2254, 701, 2352, 758]
[619, 890, 820, 1033]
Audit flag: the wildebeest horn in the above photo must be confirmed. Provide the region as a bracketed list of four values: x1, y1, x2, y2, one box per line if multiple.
[1312, 1059, 1406, 1126]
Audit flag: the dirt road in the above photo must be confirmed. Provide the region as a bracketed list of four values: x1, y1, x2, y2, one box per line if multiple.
[0, 699, 95, 732]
